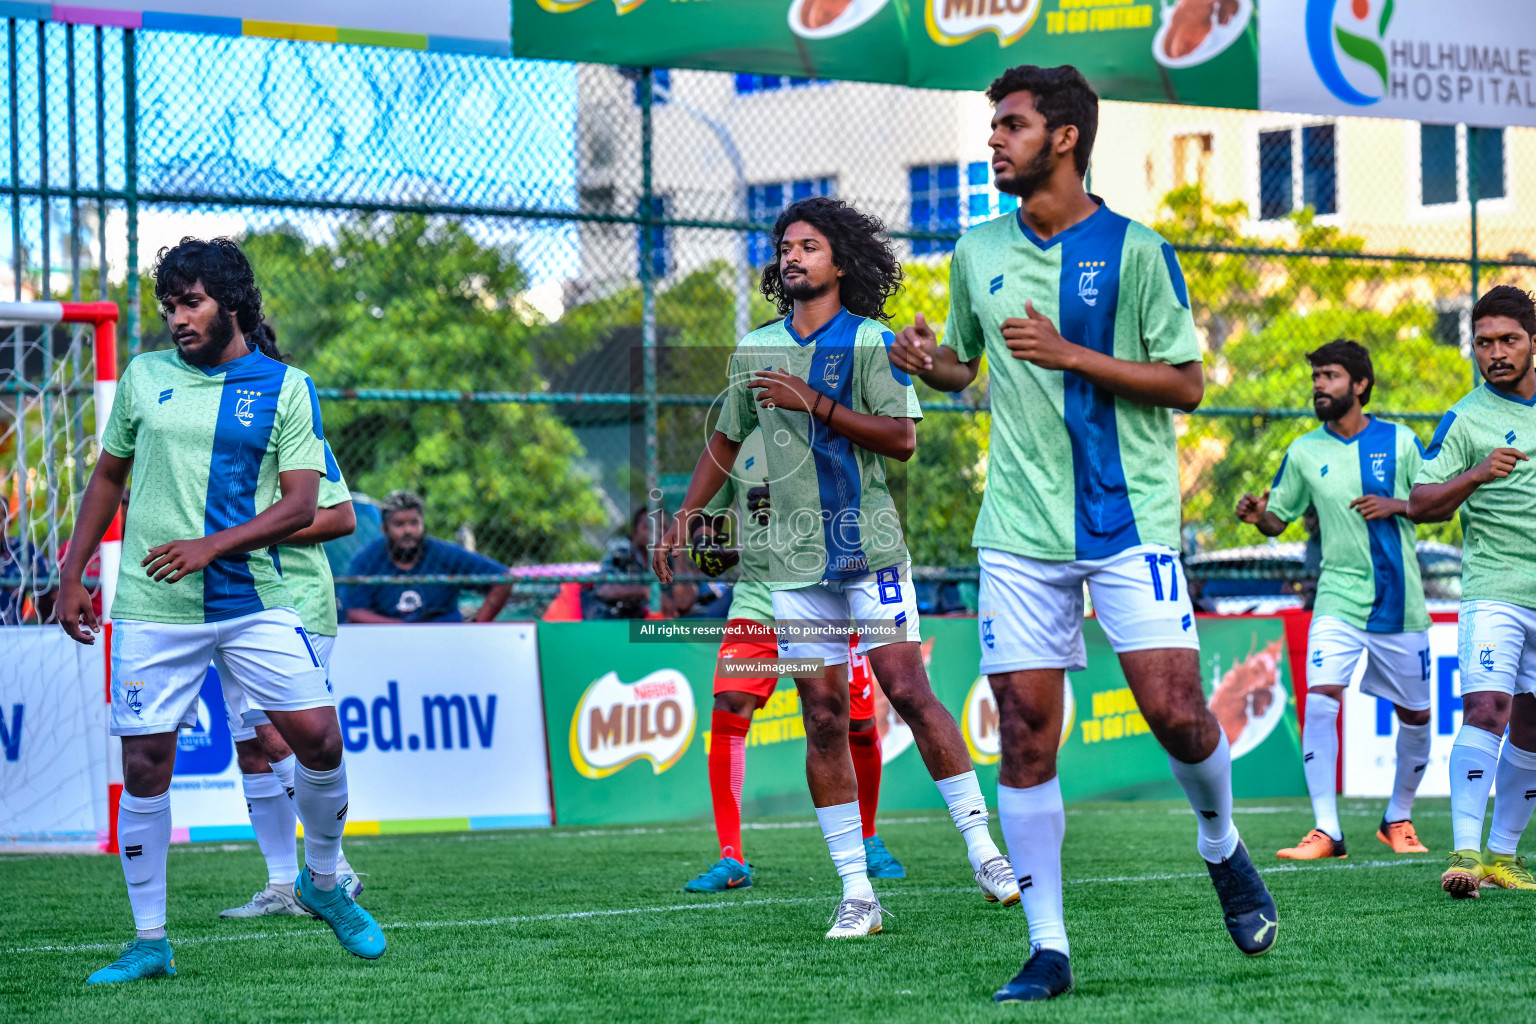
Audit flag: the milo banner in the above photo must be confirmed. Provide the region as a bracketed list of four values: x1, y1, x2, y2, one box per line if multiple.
[537, 616, 1304, 827]
[513, 0, 1259, 108]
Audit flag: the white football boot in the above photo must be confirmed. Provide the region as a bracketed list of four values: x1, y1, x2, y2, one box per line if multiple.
[975, 855, 1022, 906]
[219, 884, 313, 919]
[825, 896, 884, 938]
[336, 853, 364, 901]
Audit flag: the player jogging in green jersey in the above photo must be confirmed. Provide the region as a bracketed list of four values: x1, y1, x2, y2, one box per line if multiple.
[1235, 340, 1433, 861]
[217, 323, 365, 919]
[656, 196, 1017, 939]
[1410, 286, 1536, 898]
[681, 426, 906, 893]
[56, 239, 384, 984]
[888, 65, 1276, 1001]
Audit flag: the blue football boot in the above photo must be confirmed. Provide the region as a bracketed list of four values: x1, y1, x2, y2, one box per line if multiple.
[85, 937, 176, 984]
[683, 857, 753, 892]
[993, 948, 1073, 1002]
[864, 834, 907, 879]
[295, 867, 387, 959]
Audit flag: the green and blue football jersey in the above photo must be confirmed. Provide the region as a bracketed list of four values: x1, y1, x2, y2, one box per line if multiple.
[1268, 417, 1428, 633]
[275, 441, 351, 637]
[943, 201, 1202, 561]
[715, 309, 922, 590]
[703, 427, 774, 626]
[101, 347, 327, 624]
[1415, 383, 1536, 609]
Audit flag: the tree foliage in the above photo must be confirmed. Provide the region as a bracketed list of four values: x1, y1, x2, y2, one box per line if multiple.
[239, 214, 607, 565]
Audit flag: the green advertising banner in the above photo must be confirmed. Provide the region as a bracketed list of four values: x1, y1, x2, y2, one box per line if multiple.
[537, 615, 1303, 826]
[512, 0, 1257, 108]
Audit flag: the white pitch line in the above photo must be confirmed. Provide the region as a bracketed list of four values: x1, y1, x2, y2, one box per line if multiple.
[3, 856, 1430, 957]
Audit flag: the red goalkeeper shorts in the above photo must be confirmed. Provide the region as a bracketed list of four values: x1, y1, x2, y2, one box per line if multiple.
[715, 618, 877, 720]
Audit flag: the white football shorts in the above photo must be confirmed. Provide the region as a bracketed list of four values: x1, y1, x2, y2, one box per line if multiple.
[1458, 600, 1536, 697]
[222, 631, 337, 742]
[976, 545, 1199, 675]
[111, 606, 331, 737]
[1305, 615, 1430, 710]
[771, 563, 921, 667]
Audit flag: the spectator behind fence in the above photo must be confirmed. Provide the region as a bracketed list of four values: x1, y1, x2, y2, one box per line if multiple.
[343, 490, 511, 623]
[583, 506, 698, 619]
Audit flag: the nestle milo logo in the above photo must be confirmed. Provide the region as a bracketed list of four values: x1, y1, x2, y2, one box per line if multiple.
[569, 669, 696, 779]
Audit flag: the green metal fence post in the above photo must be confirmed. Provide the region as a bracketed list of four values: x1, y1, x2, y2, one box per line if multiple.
[124, 28, 138, 355]
[93, 26, 105, 304]
[1469, 124, 1481, 386]
[639, 66, 661, 613]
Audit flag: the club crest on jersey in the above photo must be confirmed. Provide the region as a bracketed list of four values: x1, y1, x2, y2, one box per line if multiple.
[233, 387, 263, 427]
[124, 680, 146, 716]
[1075, 260, 1105, 306]
[1369, 452, 1387, 483]
[821, 354, 845, 388]
[1479, 643, 1496, 671]
[981, 612, 996, 650]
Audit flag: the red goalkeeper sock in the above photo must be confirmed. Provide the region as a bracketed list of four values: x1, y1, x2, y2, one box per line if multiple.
[849, 726, 882, 840]
[709, 710, 752, 862]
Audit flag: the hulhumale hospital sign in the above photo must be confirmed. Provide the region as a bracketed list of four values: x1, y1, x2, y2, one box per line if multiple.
[1262, 0, 1536, 126]
[513, 0, 1536, 129]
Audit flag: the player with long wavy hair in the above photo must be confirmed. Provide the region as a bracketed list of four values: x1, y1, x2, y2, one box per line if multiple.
[655, 196, 1018, 938]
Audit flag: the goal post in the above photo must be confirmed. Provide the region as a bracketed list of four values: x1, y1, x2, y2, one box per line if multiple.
[0, 300, 121, 852]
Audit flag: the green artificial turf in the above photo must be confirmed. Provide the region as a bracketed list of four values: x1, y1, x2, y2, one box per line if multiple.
[2, 797, 1530, 1023]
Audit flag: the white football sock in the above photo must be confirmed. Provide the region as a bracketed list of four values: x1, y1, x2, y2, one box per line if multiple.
[1488, 741, 1536, 855]
[815, 801, 874, 901]
[1301, 693, 1343, 840]
[1168, 730, 1240, 862]
[294, 760, 349, 888]
[1449, 724, 1501, 851]
[998, 779, 1069, 956]
[935, 770, 1003, 871]
[1384, 720, 1432, 823]
[118, 791, 171, 935]
[274, 754, 348, 866]
[242, 771, 298, 887]
[269, 753, 297, 797]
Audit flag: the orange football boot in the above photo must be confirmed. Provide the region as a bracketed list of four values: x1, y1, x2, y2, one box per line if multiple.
[1276, 829, 1348, 860]
[1376, 819, 1430, 854]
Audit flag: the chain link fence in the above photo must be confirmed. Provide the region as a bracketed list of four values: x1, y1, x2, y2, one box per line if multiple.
[4, 23, 1534, 622]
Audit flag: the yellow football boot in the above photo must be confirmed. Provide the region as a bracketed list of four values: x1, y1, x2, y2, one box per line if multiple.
[1481, 853, 1536, 891]
[1441, 849, 1484, 899]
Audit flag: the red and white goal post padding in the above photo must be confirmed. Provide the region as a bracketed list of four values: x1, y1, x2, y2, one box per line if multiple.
[0, 301, 122, 850]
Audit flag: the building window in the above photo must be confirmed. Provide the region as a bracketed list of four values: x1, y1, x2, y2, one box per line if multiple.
[734, 74, 829, 95]
[746, 178, 836, 267]
[637, 194, 671, 280]
[1173, 132, 1212, 190]
[909, 161, 1016, 256]
[1421, 124, 1506, 206]
[1257, 123, 1337, 220]
[1302, 124, 1337, 215]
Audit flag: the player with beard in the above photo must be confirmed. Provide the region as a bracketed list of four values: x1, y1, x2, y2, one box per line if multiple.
[1411, 286, 1536, 898]
[655, 196, 1018, 940]
[1235, 340, 1433, 860]
[56, 237, 384, 984]
[888, 64, 1276, 1001]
